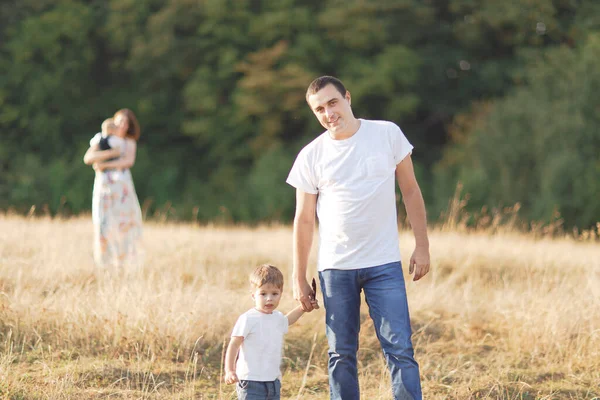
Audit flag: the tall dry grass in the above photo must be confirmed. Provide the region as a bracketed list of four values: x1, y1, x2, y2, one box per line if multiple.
[0, 214, 598, 399]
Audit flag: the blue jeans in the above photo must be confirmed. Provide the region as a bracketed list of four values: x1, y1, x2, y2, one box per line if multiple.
[319, 261, 422, 400]
[236, 379, 280, 400]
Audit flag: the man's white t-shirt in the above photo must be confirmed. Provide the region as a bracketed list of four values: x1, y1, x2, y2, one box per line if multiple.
[231, 308, 289, 381]
[286, 119, 413, 271]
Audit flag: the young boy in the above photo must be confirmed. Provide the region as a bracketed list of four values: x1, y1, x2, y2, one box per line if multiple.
[98, 118, 123, 160]
[99, 118, 117, 149]
[88, 118, 124, 164]
[224, 264, 318, 400]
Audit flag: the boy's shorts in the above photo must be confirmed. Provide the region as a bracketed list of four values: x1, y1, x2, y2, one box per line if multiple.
[236, 379, 281, 400]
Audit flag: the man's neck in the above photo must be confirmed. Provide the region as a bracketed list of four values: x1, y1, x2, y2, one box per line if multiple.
[329, 118, 361, 140]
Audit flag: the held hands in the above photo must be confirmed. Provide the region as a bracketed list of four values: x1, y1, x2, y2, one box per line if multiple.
[224, 370, 238, 384]
[293, 277, 320, 312]
[409, 246, 431, 281]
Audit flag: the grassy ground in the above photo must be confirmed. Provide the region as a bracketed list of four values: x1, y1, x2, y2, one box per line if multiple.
[0, 215, 598, 399]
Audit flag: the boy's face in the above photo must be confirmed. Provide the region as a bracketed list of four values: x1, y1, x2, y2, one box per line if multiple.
[252, 283, 282, 314]
[102, 121, 116, 135]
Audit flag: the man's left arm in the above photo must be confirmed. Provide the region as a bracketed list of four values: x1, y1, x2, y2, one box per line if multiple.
[395, 154, 430, 281]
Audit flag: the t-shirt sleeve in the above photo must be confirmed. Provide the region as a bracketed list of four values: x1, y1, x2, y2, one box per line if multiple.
[280, 312, 289, 334]
[89, 132, 102, 147]
[389, 123, 414, 165]
[231, 313, 252, 338]
[286, 148, 318, 194]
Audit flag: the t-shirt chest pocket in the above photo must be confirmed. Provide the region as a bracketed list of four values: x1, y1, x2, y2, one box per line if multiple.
[364, 154, 390, 178]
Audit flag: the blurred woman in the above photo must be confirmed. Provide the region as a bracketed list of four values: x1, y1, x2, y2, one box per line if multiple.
[83, 109, 143, 268]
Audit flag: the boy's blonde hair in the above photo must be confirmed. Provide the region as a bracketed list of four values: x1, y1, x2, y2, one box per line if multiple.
[250, 264, 284, 290]
[102, 118, 116, 134]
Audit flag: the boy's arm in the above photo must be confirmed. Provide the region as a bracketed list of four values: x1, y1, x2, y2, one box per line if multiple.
[224, 336, 244, 384]
[287, 289, 320, 326]
[286, 305, 306, 326]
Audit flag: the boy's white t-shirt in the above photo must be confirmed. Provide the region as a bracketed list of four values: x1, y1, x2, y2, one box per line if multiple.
[90, 132, 125, 152]
[286, 119, 413, 271]
[231, 308, 289, 381]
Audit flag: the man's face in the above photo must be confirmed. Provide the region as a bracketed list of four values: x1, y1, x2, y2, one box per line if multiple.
[307, 84, 354, 135]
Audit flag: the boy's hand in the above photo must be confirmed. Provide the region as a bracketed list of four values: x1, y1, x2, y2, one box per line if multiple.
[224, 370, 238, 384]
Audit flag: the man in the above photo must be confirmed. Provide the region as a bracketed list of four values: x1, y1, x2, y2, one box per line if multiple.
[286, 76, 430, 400]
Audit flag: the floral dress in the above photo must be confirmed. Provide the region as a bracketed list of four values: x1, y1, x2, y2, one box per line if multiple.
[90, 133, 143, 268]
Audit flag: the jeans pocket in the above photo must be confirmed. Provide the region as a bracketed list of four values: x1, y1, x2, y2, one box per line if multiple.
[364, 155, 389, 178]
[274, 379, 281, 396]
[238, 380, 249, 389]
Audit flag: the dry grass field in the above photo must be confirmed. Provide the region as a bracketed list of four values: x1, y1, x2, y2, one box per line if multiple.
[0, 214, 598, 399]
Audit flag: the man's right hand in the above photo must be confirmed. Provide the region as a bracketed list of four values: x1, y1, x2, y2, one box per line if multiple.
[293, 277, 318, 312]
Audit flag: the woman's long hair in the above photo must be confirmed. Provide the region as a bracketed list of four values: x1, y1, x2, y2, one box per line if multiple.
[114, 108, 141, 141]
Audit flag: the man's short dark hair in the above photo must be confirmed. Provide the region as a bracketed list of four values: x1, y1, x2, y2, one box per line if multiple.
[306, 76, 347, 102]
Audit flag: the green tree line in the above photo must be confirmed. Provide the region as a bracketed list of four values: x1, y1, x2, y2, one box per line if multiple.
[1, 0, 598, 229]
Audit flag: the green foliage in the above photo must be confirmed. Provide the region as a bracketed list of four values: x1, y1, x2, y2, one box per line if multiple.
[1, 0, 598, 228]
[242, 146, 297, 222]
[436, 34, 600, 228]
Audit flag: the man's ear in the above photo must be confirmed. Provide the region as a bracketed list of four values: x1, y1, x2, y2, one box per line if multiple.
[346, 90, 351, 104]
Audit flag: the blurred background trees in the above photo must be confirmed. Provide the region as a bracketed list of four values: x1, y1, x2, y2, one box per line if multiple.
[1, 0, 598, 229]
